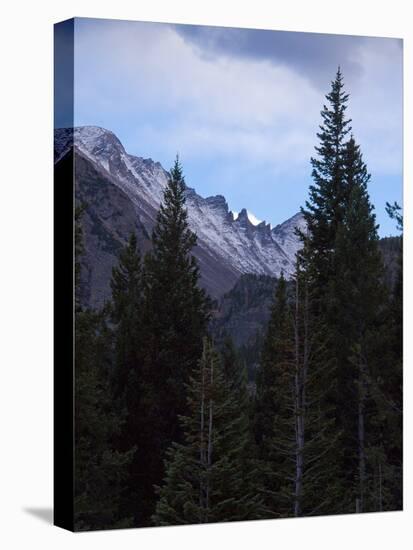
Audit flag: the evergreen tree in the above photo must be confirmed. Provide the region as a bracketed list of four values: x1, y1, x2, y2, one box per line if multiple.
[365, 200, 403, 511]
[328, 136, 399, 512]
[301, 67, 352, 295]
[109, 233, 147, 523]
[74, 308, 134, 530]
[220, 335, 264, 510]
[256, 270, 339, 518]
[110, 232, 143, 399]
[255, 272, 289, 453]
[385, 201, 403, 232]
[220, 336, 250, 440]
[298, 69, 402, 513]
[153, 338, 263, 526]
[140, 157, 211, 522]
[220, 335, 250, 412]
[74, 206, 134, 530]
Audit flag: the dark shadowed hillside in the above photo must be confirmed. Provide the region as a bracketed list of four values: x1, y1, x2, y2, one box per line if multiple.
[210, 240, 401, 379]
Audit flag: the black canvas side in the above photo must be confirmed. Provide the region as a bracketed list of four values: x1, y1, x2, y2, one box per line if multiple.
[53, 18, 75, 532]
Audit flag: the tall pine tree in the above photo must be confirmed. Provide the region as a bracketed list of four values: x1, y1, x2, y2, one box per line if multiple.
[220, 335, 264, 511]
[301, 68, 400, 513]
[255, 272, 290, 455]
[111, 232, 143, 400]
[255, 270, 338, 518]
[140, 157, 211, 522]
[74, 206, 134, 530]
[331, 137, 387, 511]
[302, 67, 352, 297]
[109, 232, 148, 523]
[153, 338, 263, 525]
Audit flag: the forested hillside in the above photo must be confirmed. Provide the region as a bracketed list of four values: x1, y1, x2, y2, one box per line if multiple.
[71, 70, 402, 530]
[210, 235, 401, 380]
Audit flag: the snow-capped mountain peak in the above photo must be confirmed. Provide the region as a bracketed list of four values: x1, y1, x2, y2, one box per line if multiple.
[231, 209, 263, 227]
[55, 125, 305, 297]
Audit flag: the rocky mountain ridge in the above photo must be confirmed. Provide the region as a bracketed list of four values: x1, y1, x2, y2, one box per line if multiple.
[55, 126, 305, 303]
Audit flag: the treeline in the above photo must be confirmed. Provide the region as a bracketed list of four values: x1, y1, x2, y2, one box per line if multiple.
[75, 159, 264, 529]
[255, 69, 402, 516]
[75, 160, 214, 529]
[74, 69, 402, 530]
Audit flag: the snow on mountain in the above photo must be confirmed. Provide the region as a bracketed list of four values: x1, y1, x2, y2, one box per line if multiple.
[232, 210, 262, 226]
[54, 126, 169, 214]
[272, 212, 307, 261]
[55, 126, 305, 286]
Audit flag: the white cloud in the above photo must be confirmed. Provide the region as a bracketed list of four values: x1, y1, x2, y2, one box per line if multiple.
[75, 21, 320, 168]
[74, 19, 402, 179]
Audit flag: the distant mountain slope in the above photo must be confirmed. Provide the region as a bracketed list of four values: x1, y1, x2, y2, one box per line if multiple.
[55, 126, 305, 303]
[72, 151, 152, 308]
[211, 274, 278, 348]
[210, 240, 401, 379]
[209, 274, 279, 380]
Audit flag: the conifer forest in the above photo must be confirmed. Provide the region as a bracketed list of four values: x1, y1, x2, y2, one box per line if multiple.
[72, 70, 403, 530]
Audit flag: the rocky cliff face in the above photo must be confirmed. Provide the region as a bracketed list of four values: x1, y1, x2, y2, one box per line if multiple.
[55, 126, 305, 305]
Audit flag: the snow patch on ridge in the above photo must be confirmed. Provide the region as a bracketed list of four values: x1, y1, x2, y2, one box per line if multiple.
[232, 210, 263, 226]
[55, 126, 305, 279]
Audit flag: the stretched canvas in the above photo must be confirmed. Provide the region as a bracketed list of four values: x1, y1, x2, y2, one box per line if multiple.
[54, 17, 403, 531]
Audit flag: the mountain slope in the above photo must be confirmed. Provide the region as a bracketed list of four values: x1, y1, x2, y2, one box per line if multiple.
[62, 149, 152, 308]
[55, 126, 304, 302]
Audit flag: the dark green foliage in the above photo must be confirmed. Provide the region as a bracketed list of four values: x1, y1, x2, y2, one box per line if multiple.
[144, 157, 211, 435]
[255, 273, 290, 454]
[74, 308, 134, 530]
[328, 137, 395, 512]
[153, 339, 263, 525]
[379, 236, 402, 291]
[254, 274, 290, 514]
[220, 336, 247, 396]
[370, 205, 403, 510]
[210, 274, 278, 380]
[220, 336, 264, 506]
[74, 208, 134, 531]
[137, 157, 211, 522]
[71, 70, 402, 527]
[297, 70, 402, 514]
[109, 232, 149, 523]
[256, 271, 339, 517]
[110, 232, 143, 399]
[238, 333, 265, 382]
[385, 201, 403, 231]
[301, 67, 352, 293]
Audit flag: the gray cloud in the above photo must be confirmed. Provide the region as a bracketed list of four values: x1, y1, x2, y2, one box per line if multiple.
[72, 18, 402, 234]
[173, 24, 401, 88]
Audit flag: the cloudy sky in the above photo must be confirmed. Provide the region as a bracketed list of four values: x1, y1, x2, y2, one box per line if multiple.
[60, 18, 402, 235]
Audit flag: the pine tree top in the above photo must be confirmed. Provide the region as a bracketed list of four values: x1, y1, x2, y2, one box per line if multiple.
[170, 155, 184, 184]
